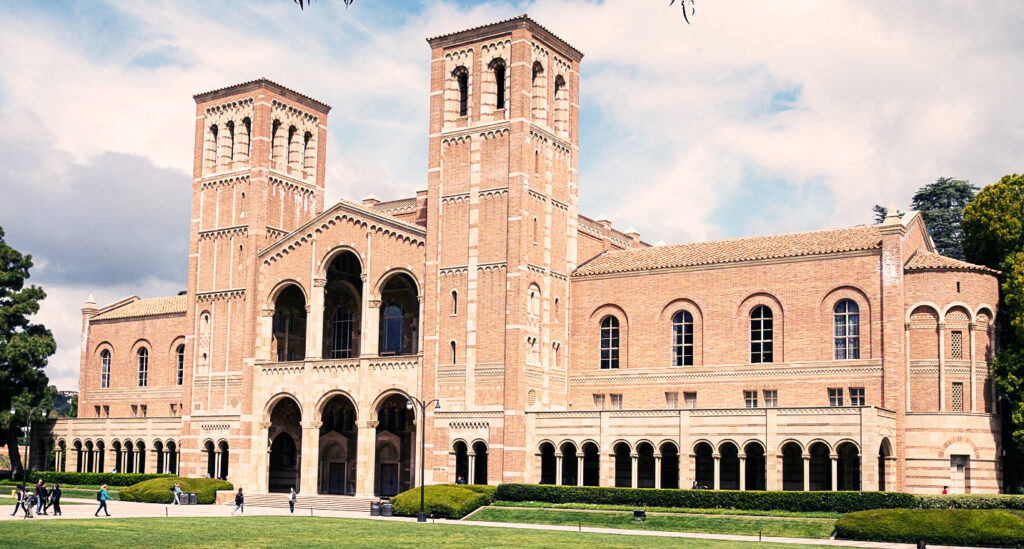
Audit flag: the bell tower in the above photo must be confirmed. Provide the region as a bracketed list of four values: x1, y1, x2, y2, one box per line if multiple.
[422, 16, 583, 483]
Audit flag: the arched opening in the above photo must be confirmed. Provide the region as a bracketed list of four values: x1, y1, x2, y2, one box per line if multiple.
[137, 348, 149, 387]
[600, 316, 620, 369]
[833, 299, 860, 359]
[242, 117, 252, 160]
[323, 251, 362, 359]
[218, 440, 230, 480]
[876, 440, 892, 491]
[110, 440, 121, 473]
[636, 442, 655, 488]
[153, 441, 164, 474]
[205, 440, 216, 478]
[267, 396, 302, 493]
[166, 441, 178, 475]
[489, 58, 506, 110]
[270, 120, 281, 163]
[175, 344, 185, 386]
[273, 285, 306, 362]
[287, 126, 299, 169]
[719, 442, 740, 490]
[750, 305, 774, 363]
[57, 440, 67, 472]
[693, 442, 714, 489]
[672, 310, 694, 366]
[744, 442, 767, 491]
[582, 442, 600, 486]
[319, 393, 358, 494]
[453, 66, 469, 117]
[95, 440, 106, 473]
[226, 121, 235, 163]
[472, 441, 488, 485]
[808, 442, 831, 491]
[374, 393, 415, 497]
[124, 440, 135, 474]
[781, 442, 803, 491]
[836, 442, 860, 491]
[72, 441, 83, 473]
[101, 350, 111, 388]
[453, 441, 469, 484]
[379, 274, 419, 356]
[660, 442, 680, 489]
[613, 442, 632, 487]
[531, 61, 546, 120]
[135, 441, 146, 474]
[84, 441, 95, 473]
[560, 442, 578, 486]
[209, 124, 219, 168]
[539, 442, 556, 484]
[553, 74, 568, 133]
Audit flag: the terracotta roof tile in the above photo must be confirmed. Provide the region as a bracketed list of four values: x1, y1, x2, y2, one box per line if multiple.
[92, 295, 187, 321]
[574, 225, 884, 276]
[904, 250, 999, 274]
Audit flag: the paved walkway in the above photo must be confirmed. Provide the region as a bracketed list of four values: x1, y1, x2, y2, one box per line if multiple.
[0, 498, 976, 549]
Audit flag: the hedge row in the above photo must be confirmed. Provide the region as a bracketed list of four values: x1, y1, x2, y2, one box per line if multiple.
[495, 484, 917, 513]
[392, 484, 496, 519]
[835, 509, 1024, 546]
[918, 494, 1024, 510]
[119, 477, 232, 504]
[15, 472, 175, 486]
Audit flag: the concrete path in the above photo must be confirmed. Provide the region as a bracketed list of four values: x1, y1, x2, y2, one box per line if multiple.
[0, 498, 976, 549]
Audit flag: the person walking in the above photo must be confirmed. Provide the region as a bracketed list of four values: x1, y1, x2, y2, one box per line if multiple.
[49, 484, 62, 516]
[9, 486, 21, 517]
[94, 484, 112, 517]
[19, 485, 33, 519]
[288, 487, 296, 514]
[173, 482, 182, 505]
[37, 482, 49, 515]
[232, 488, 244, 515]
[34, 480, 45, 515]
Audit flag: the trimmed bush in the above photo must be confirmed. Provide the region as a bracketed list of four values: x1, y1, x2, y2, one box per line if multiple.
[119, 477, 232, 504]
[835, 509, 1024, 546]
[495, 484, 917, 513]
[391, 484, 494, 519]
[917, 494, 1024, 510]
[25, 472, 173, 487]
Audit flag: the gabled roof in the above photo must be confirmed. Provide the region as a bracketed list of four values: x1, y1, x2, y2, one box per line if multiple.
[904, 250, 1000, 275]
[426, 14, 584, 62]
[574, 225, 884, 277]
[91, 295, 187, 321]
[193, 78, 331, 113]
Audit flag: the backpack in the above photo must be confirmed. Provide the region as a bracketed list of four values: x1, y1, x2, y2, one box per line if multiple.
[96, 491, 103, 501]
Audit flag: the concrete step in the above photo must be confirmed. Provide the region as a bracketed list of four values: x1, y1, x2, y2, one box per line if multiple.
[230, 493, 377, 513]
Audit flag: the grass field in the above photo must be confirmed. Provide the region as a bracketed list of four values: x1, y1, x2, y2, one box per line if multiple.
[491, 500, 842, 519]
[470, 507, 837, 539]
[0, 482, 121, 500]
[0, 516, 839, 549]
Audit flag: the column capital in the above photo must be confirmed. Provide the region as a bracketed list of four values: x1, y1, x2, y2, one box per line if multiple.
[261, 308, 275, 318]
[313, 277, 327, 288]
[937, 322, 946, 329]
[301, 421, 323, 430]
[368, 300, 382, 309]
[904, 322, 912, 331]
[358, 420, 380, 429]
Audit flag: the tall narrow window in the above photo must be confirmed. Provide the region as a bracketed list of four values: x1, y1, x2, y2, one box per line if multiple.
[100, 350, 111, 389]
[600, 316, 620, 369]
[451, 290, 458, 316]
[533, 217, 538, 245]
[450, 341, 457, 364]
[490, 58, 506, 110]
[750, 305, 774, 363]
[952, 382, 964, 412]
[137, 348, 149, 387]
[453, 66, 469, 117]
[672, 310, 694, 366]
[270, 120, 280, 161]
[534, 150, 540, 175]
[175, 345, 185, 386]
[833, 299, 860, 360]
[287, 126, 297, 165]
[243, 117, 252, 159]
[951, 331, 963, 359]
[209, 125, 219, 168]
[226, 120, 235, 163]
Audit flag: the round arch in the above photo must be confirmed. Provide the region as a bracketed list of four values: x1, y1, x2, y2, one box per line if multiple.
[263, 392, 304, 422]
[906, 302, 941, 322]
[266, 279, 308, 309]
[317, 245, 365, 279]
[943, 302, 976, 322]
[372, 267, 422, 298]
[315, 389, 360, 418]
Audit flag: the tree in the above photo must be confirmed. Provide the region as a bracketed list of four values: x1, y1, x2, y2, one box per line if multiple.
[909, 177, 978, 260]
[0, 226, 56, 477]
[963, 173, 1024, 490]
[872, 204, 889, 224]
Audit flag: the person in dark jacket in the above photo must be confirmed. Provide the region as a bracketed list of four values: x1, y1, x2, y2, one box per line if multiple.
[232, 488, 244, 515]
[288, 487, 296, 514]
[34, 480, 45, 515]
[9, 485, 21, 517]
[49, 484, 62, 516]
[18, 485, 33, 518]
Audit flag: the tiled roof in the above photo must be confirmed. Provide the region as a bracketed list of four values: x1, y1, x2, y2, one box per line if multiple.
[904, 250, 1000, 274]
[193, 78, 331, 111]
[92, 295, 187, 321]
[574, 225, 884, 276]
[426, 14, 583, 59]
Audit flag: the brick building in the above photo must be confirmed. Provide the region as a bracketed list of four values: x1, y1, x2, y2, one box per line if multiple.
[40, 16, 1001, 496]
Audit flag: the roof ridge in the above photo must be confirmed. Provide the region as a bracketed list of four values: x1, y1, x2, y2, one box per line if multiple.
[603, 223, 879, 256]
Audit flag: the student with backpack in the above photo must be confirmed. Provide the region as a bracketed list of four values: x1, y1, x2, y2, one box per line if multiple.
[49, 484, 63, 516]
[232, 488, 244, 515]
[94, 484, 112, 517]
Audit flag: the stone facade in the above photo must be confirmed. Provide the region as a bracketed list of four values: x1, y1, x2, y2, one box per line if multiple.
[38, 16, 1002, 496]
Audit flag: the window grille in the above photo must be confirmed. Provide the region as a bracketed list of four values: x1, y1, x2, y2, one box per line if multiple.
[610, 394, 623, 410]
[593, 394, 605, 410]
[750, 305, 773, 363]
[952, 382, 964, 412]
[665, 392, 679, 409]
[137, 348, 148, 387]
[176, 345, 185, 386]
[833, 299, 860, 359]
[763, 390, 778, 408]
[600, 316, 620, 369]
[849, 387, 865, 406]
[672, 311, 694, 366]
[744, 390, 758, 408]
[951, 331, 963, 360]
[828, 388, 844, 407]
[683, 392, 697, 409]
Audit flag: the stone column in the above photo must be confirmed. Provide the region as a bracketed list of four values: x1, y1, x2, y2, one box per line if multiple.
[288, 126, 302, 174]
[712, 453, 721, 490]
[654, 454, 662, 489]
[468, 451, 477, 485]
[830, 455, 838, 491]
[214, 452, 222, 480]
[739, 455, 747, 491]
[938, 322, 946, 411]
[303, 131, 317, 181]
[122, 449, 129, 473]
[146, 447, 159, 474]
[162, 451, 170, 474]
[630, 454, 638, 488]
[255, 422, 271, 492]
[577, 455, 584, 486]
[803, 455, 810, 492]
[68, 447, 78, 473]
[299, 421, 321, 494]
[218, 123, 232, 169]
[307, 278, 326, 360]
[969, 323, 977, 412]
[555, 453, 563, 485]
[355, 420, 378, 497]
[257, 308, 275, 362]
[905, 323, 912, 412]
[363, 300, 381, 357]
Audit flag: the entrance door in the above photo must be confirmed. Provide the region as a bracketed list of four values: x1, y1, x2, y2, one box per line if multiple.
[328, 462, 346, 495]
[380, 463, 399, 496]
[950, 455, 968, 494]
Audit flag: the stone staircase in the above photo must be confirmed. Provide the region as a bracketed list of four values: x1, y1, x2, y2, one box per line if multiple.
[231, 493, 377, 513]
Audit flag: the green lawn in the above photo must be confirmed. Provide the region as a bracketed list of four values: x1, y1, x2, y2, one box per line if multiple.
[0, 497, 85, 506]
[492, 500, 841, 519]
[0, 482, 120, 500]
[0, 516, 838, 548]
[470, 507, 836, 539]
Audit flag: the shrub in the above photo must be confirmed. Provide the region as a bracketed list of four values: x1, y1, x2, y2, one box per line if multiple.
[495, 484, 917, 513]
[835, 509, 1024, 546]
[119, 477, 232, 504]
[917, 494, 1024, 510]
[25, 472, 173, 487]
[391, 484, 494, 519]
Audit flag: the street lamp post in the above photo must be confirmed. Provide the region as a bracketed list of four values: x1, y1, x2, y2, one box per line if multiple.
[406, 396, 440, 523]
[10, 406, 48, 483]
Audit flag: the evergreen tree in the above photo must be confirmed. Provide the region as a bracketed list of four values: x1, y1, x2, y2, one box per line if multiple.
[0, 226, 56, 477]
[872, 204, 889, 224]
[911, 177, 978, 260]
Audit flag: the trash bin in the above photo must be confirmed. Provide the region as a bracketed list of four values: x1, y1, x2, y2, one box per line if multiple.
[183, 492, 197, 505]
[370, 501, 381, 516]
[381, 502, 393, 517]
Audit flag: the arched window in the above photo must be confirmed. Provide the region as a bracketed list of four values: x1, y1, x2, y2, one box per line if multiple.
[533, 217, 538, 244]
[175, 345, 185, 386]
[750, 305, 773, 364]
[451, 290, 458, 316]
[100, 350, 111, 389]
[226, 120, 235, 163]
[534, 150, 540, 175]
[453, 66, 469, 117]
[270, 120, 281, 161]
[532, 61, 542, 84]
[450, 341, 457, 364]
[490, 58, 506, 110]
[600, 316, 620, 369]
[672, 311, 694, 366]
[137, 348, 149, 387]
[287, 126, 298, 167]
[833, 299, 860, 360]
[242, 117, 252, 159]
[209, 124, 219, 168]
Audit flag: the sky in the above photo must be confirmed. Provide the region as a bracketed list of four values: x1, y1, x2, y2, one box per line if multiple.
[1, 0, 1022, 391]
